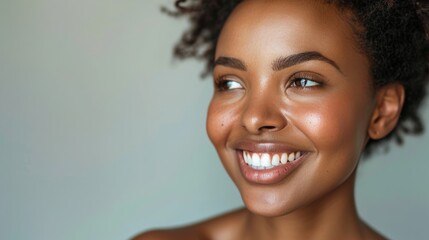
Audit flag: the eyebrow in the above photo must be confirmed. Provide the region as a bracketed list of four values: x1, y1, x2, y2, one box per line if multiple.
[214, 51, 343, 74]
[214, 57, 247, 71]
[272, 51, 342, 73]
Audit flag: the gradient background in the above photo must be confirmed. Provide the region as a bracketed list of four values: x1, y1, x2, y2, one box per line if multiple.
[1, 0, 428, 239]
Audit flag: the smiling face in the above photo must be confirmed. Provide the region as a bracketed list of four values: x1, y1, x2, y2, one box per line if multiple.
[206, 0, 378, 216]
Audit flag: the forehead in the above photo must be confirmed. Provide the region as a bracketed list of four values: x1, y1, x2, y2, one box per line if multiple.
[216, 0, 369, 77]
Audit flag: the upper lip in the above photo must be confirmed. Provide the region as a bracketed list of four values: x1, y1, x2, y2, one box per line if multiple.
[230, 138, 306, 153]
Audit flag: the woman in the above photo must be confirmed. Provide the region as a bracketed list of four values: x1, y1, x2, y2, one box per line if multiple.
[134, 0, 429, 239]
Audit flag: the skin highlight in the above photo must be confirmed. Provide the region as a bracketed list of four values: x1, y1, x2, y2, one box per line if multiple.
[134, 0, 407, 239]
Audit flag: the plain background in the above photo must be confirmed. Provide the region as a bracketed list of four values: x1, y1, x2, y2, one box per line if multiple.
[0, 0, 428, 239]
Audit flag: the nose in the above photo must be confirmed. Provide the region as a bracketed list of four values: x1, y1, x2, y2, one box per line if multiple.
[240, 94, 287, 134]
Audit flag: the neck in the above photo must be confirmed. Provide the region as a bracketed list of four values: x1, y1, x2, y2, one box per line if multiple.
[242, 170, 365, 240]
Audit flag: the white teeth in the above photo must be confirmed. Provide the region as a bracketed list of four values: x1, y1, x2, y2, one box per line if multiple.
[244, 152, 250, 164]
[261, 153, 271, 167]
[243, 151, 304, 169]
[281, 153, 288, 164]
[251, 153, 261, 167]
[288, 152, 295, 162]
[272, 154, 280, 166]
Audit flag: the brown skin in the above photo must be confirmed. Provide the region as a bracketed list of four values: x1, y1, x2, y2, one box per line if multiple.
[134, 0, 405, 239]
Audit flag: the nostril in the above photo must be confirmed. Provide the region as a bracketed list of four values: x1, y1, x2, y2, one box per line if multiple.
[259, 125, 277, 132]
[240, 105, 288, 134]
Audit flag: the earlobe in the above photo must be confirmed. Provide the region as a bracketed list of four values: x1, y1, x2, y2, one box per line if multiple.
[368, 83, 405, 140]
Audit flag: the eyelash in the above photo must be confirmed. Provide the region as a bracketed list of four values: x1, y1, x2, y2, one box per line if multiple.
[215, 77, 243, 91]
[214, 73, 323, 91]
[288, 73, 322, 89]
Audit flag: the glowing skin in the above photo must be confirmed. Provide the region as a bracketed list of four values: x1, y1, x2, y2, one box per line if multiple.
[208, 0, 375, 218]
[207, 0, 383, 239]
[136, 0, 405, 239]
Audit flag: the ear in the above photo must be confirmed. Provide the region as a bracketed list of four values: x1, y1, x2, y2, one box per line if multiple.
[368, 83, 405, 140]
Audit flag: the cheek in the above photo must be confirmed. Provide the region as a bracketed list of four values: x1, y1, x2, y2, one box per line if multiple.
[206, 98, 237, 148]
[206, 101, 220, 146]
[293, 94, 371, 154]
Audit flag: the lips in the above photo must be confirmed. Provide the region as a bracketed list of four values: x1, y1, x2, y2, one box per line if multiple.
[232, 140, 308, 184]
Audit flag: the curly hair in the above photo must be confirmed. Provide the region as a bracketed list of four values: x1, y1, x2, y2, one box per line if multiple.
[163, 0, 429, 157]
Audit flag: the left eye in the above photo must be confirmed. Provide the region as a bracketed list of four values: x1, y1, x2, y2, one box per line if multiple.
[217, 80, 243, 91]
[291, 78, 320, 88]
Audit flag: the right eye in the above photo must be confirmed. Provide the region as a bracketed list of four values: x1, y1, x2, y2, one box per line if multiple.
[215, 78, 244, 91]
[290, 78, 320, 88]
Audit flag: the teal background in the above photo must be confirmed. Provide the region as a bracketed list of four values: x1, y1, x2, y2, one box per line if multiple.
[0, 0, 428, 239]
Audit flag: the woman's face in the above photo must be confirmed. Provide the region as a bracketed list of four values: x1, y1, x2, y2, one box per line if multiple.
[207, 0, 376, 216]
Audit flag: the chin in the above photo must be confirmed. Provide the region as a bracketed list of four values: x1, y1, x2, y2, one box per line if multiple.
[240, 190, 299, 218]
[244, 200, 294, 217]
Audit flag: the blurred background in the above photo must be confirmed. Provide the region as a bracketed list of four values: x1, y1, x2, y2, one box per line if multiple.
[0, 0, 428, 239]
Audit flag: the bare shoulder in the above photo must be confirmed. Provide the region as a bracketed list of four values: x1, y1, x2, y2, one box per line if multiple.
[130, 228, 197, 240]
[131, 227, 209, 240]
[131, 208, 248, 240]
[131, 230, 172, 240]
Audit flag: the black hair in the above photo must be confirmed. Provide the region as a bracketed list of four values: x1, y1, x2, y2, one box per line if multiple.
[164, 0, 429, 157]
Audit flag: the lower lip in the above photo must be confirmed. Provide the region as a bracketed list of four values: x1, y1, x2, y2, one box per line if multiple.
[237, 151, 306, 185]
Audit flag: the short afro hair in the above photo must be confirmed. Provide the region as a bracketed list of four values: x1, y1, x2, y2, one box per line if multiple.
[164, 0, 429, 157]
